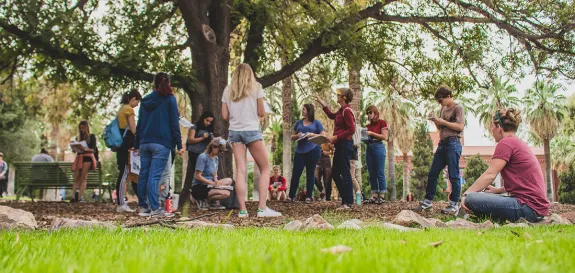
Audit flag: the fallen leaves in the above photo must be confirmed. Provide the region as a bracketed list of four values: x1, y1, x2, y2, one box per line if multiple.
[429, 240, 444, 248]
[321, 245, 352, 254]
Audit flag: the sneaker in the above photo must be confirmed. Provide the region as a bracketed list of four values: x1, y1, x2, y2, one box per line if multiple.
[441, 205, 458, 215]
[196, 200, 209, 211]
[238, 210, 249, 218]
[208, 200, 226, 210]
[78, 197, 86, 203]
[116, 204, 135, 213]
[257, 207, 282, 217]
[150, 209, 175, 218]
[377, 197, 386, 204]
[335, 204, 352, 211]
[138, 208, 151, 217]
[412, 202, 433, 212]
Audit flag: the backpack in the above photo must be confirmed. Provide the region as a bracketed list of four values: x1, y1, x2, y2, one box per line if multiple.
[343, 108, 361, 147]
[102, 118, 128, 151]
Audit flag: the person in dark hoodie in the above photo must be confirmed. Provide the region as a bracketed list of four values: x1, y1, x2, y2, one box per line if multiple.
[134, 72, 184, 217]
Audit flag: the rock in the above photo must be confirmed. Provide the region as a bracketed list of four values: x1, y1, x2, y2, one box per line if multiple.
[379, 222, 420, 232]
[560, 212, 575, 223]
[392, 210, 434, 228]
[180, 221, 234, 229]
[494, 223, 501, 228]
[478, 220, 495, 229]
[337, 222, 362, 230]
[344, 219, 363, 225]
[302, 214, 334, 230]
[426, 218, 447, 228]
[445, 218, 478, 229]
[540, 214, 572, 225]
[50, 218, 114, 230]
[0, 206, 37, 230]
[504, 223, 529, 228]
[284, 220, 303, 231]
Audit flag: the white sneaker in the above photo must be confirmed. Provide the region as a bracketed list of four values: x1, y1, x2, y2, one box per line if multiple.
[238, 210, 249, 218]
[151, 209, 175, 218]
[257, 207, 282, 217]
[138, 208, 151, 217]
[116, 204, 135, 213]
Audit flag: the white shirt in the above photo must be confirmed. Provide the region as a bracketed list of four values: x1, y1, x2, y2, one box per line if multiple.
[221, 83, 264, 131]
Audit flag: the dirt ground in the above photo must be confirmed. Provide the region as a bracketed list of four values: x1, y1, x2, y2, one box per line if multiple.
[2, 200, 575, 229]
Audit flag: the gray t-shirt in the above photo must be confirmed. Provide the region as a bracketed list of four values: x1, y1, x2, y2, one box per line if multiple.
[192, 153, 219, 185]
[32, 154, 54, 162]
[439, 103, 465, 140]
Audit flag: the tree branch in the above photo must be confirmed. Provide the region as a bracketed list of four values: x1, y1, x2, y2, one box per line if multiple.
[243, 2, 269, 73]
[0, 21, 192, 90]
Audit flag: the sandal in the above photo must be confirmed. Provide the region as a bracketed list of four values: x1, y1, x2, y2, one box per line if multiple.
[363, 197, 378, 204]
[377, 197, 386, 204]
[305, 198, 312, 204]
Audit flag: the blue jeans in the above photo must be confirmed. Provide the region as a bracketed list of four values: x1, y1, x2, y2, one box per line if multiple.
[465, 192, 543, 222]
[228, 130, 263, 145]
[289, 146, 321, 199]
[159, 151, 173, 203]
[138, 143, 171, 210]
[425, 137, 462, 203]
[332, 140, 354, 206]
[366, 142, 387, 194]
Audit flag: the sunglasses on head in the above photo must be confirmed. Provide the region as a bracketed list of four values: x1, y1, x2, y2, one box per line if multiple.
[366, 111, 373, 115]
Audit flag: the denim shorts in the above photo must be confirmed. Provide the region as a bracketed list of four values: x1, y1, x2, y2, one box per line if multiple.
[228, 130, 263, 145]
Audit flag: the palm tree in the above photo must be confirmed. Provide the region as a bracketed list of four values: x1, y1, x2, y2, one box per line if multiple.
[525, 80, 567, 202]
[396, 124, 414, 201]
[475, 77, 521, 131]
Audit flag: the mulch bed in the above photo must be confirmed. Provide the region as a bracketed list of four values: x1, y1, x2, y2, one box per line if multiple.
[2, 200, 575, 229]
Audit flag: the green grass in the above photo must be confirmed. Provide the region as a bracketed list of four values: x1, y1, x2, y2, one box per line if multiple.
[1, 226, 575, 273]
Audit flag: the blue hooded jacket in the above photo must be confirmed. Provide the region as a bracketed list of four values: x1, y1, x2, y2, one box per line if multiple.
[134, 91, 182, 150]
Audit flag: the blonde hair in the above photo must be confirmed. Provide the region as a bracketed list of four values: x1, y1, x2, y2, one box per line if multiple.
[493, 108, 522, 132]
[230, 63, 258, 102]
[272, 165, 281, 172]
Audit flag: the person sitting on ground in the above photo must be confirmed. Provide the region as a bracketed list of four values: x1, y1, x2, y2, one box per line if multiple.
[461, 108, 549, 223]
[191, 138, 233, 210]
[268, 166, 287, 201]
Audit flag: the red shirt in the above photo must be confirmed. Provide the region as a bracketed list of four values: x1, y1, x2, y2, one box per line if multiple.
[493, 136, 549, 216]
[322, 105, 355, 142]
[367, 119, 388, 137]
[269, 176, 287, 191]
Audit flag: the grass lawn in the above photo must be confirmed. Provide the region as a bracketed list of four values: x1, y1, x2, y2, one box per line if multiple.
[1, 225, 574, 273]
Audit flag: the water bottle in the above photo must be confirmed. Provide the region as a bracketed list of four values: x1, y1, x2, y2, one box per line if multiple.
[165, 195, 173, 213]
[355, 192, 362, 206]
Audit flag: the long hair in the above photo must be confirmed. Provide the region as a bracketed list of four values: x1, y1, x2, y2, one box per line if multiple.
[365, 105, 380, 123]
[154, 72, 173, 96]
[121, 89, 142, 104]
[493, 108, 522, 132]
[195, 110, 215, 132]
[303, 104, 315, 122]
[205, 137, 222, 155]
[78, 120, 91, 144]
[230, 63, 258, 102]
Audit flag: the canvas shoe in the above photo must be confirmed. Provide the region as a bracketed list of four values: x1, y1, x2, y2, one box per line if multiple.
[196, 200, 209, 211]
[238, 210, 249, 218]
[441, 204, 458, 215]
[412, 202, 433, 212]
[138, 208, 151, 217]
[257, 207, 282, 217]
[116, 204, 135, 213]
[150, 209, 175, 218]
[208, 200, 226, 210]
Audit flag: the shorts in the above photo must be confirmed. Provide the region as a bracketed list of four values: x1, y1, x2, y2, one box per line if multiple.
[228, 130, 263, 145]
[191, 184, 210, 200]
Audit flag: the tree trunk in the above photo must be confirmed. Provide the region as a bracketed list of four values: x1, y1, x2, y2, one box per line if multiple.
[544, 139, 554, 202]
[387, 136, 396, 200]
[348, 62, 362, 191]
[402, 152, 409, 201]
[282, 75, 293, 188]
[49, 123, 59, 160]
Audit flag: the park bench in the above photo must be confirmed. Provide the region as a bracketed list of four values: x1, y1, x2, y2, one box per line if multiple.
[13, 162, 110, 201]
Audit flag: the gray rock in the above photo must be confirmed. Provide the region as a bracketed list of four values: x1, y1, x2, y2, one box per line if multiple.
[302, 214, 334, 230]
[379, 222, 420, 232]
[478, 220, 495, 229]
[392, 210, 434, 228]
[540, 214, 572, 225]
[445, 218, 478, 229]
[426, 218, 447, 228]
[337, 222, 362, 230]
[0, 205, 37, 230]
[284, 220, 303, 231]
[504, 223, 529, 228]
[50, 218, 114, 230]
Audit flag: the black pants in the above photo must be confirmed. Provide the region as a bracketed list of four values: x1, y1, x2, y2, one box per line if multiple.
[0, 179, 7, 196]
[315, 156, 332, 200]
[332, 140, 354, 206]
[179, 151, 201, 207]
[116, 130, 136, 205]
[289, 147, 321, 200]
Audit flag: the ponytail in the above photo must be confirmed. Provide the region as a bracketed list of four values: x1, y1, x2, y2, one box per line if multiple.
[154, 72, 173, 96]
[120, 89, 142, 104]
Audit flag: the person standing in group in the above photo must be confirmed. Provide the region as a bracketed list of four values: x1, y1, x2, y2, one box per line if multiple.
[115, 89, 141, 213]
[413, 85, 465, 214]
[316, 88, 356, 210]
[180, 111, 214, 208]
[0, 152, 8, 198]
[315, 143, 334, 201]
[221, 63, 282, 217]
[269, 166, 287, 201]
[134, 72, 183, 217]
[286, 103, 325, 204]
[72, 121, 99, 203]
[364, 105, 388, 204]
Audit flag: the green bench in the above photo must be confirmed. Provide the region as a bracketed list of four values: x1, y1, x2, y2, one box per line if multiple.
[13, 162, 111, 201]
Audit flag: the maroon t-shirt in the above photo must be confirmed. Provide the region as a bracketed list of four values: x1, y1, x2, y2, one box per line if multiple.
[367, 119, 388, 137]
[493, 136, 549, 216]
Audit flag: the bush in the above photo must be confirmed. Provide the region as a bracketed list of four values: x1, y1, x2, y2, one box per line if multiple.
[559, 168, 575, 204]
[463, 154, 489, 193]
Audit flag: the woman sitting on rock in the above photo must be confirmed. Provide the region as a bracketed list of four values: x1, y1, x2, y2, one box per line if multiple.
[461, 108, 549, 223]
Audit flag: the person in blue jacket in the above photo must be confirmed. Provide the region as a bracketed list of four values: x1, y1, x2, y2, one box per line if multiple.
[134, 72, 184, 217]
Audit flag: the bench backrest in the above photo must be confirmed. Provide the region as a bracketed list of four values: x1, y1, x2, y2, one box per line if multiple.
[13, 162, 102, 188]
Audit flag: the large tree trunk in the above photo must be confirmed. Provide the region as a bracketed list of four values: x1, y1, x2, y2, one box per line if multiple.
[282, 76, 293, 188]
[402, 152, 409, 201]
[348, 61, 362, 191]
[544, 139, 554, 202]
[387, 137, 396, 200]
[49, 123, 59, 160]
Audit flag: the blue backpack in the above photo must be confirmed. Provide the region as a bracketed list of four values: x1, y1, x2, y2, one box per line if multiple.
[102, 119, 128, 151]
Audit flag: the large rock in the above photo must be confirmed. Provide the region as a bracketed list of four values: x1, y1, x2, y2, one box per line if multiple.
[302, 214, 334, 230]
[478, 220, 495, 229]
[427, 218, 447, 228]
[504, 223, 529, 228]
[392, 210, 434, 228]
[0, 206, 37, 230]
[379, 222, 420, 232]
[179, 221, 234, 229]
[51, 218, 114, 230]
[540, 214, 572, 225]
[560, 212, 575, 223]
[284, 220, 303, 231]
[445, 218, 478, 229]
